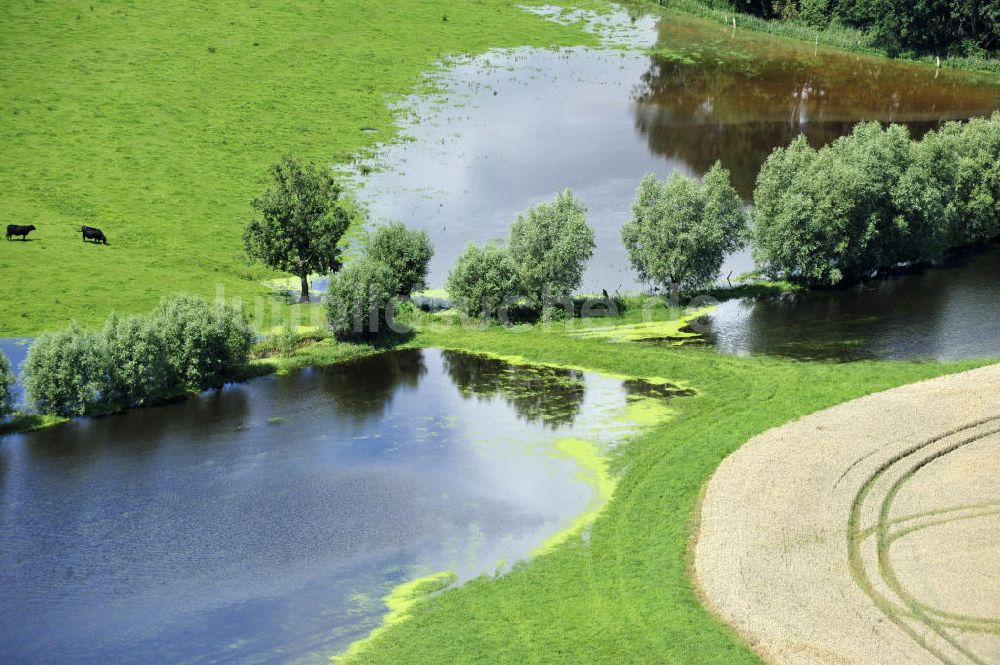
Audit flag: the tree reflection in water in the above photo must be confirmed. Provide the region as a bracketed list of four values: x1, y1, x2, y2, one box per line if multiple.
[442, 350, 586, 429]
[632, 17, 1000, 197]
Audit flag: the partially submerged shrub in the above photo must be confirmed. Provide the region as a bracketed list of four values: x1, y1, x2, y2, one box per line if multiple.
[325, 257, 401, 339]
[324, 221, 433, 337]
[508, 189, 595, 308]
[22, 296, 253, 418]
[753, 114, 1000, 285]
[752, 122, 913, 284]
[364, 221, 434, 296]
[151, 295, 254, 391]
[622, 162, 746, 294]
[446, 241, 522, 320]
[0, 351, 14, 418]
[96, 313, 172, 410]
[894, 113, 1000, 252]
[23, 324, 102, 417]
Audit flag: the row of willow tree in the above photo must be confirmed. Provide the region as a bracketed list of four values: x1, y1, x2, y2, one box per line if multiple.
[323, 190, 596, 331]
[3, 114, 997, 419]
[315, 113, 1000, 329]
[7, 296, 254, 418]
[0, 354, 13, 419]
[754, 113, 1000, 285]
[444, 113, 1000, 317]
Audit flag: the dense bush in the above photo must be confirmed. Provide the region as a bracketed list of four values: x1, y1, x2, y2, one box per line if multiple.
[324, 221, 432, 338]
[23, 324, 102, 417]
[22, 296, 253, 417]
[152, 295, 255, 392]
[508, 190, 595, 310]
[364, 221, 434, 297]
[622, 162, 746, 293]
[752, 122, 912, 285]
[0, 351, 15, 418]
[325, 257, 401, 339]
[798, 0, 831, 27]
[446, 242, 522, 320]
[96, 313, 172, 410]
[753, 114, 1000, 285]
[894, 113, 1000, 252]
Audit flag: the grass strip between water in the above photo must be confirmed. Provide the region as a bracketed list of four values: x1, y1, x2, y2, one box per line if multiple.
[322, 312, 993, 664]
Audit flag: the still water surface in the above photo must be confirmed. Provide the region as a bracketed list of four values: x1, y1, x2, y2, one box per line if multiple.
[703, 244, 1000, 361]
[0, 349, 663, 664]
[353, 9, 1000, 292]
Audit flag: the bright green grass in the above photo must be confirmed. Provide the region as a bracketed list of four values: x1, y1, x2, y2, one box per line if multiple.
[326, 308, 992, 664]
[0, 1, 598, 336]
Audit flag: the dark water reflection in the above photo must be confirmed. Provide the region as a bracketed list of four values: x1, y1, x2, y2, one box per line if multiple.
[0, 349, 655, 664]
[442, 351, 585, 428]
[705, 244, 1000, 361]
[355, 9, 1000, 292]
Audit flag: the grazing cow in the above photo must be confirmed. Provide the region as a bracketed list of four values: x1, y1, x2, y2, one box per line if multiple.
[81, 225, 108, 244]
[6, 224, 36, 241]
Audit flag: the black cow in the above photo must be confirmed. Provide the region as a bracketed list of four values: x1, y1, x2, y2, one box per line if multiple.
[82, 225, 108, 244]
[6, 224, 36, 241]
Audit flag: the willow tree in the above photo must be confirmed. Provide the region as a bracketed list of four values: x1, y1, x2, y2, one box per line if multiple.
[508, 190, 594, 313]
[243, 155, 358, 302]
[622, 163, 746, 297]
[0, 351, 14, 418]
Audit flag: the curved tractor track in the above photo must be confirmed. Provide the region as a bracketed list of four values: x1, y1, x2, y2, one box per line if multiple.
[695, 364, 1000, 665]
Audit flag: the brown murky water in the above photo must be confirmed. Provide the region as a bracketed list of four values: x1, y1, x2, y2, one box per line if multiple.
[354, 9, 1000, 293]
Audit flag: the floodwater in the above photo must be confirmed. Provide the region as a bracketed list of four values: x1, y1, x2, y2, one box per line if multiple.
[352, 8, 1000, 293]
[703, 243, 1000, 361]
[0, 336, 30, 404]
[0, 349, 672, 664]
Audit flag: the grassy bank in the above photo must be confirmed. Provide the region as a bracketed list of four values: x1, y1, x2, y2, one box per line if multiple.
[317, 307, 991, 664]
[0, 1, 598, 336]
[653, 0, 1000, 76]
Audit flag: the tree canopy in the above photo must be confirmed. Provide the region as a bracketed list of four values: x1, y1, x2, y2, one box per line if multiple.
[23, 325, 101, 417]
[0, 351, 15, 418]
[244, 155, 358, 302]
[325, 257, 401, 340]
[22, 296, 254, 417]
[622, 163, 746, 294]
[446, 242, 522, 320]
[364, 221, 434, 297]
[508, 190, 595, 312]
[722, 0, 999, 56]
[752, 122, 913, 285]
[752, 114, 1000, 285]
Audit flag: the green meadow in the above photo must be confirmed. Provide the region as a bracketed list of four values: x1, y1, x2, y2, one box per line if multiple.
[0, 1, 599, 336]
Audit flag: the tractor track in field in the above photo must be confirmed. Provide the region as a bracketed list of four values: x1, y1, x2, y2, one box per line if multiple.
[848, 418, 1000, 664]
[694, 364, 1000, 665]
